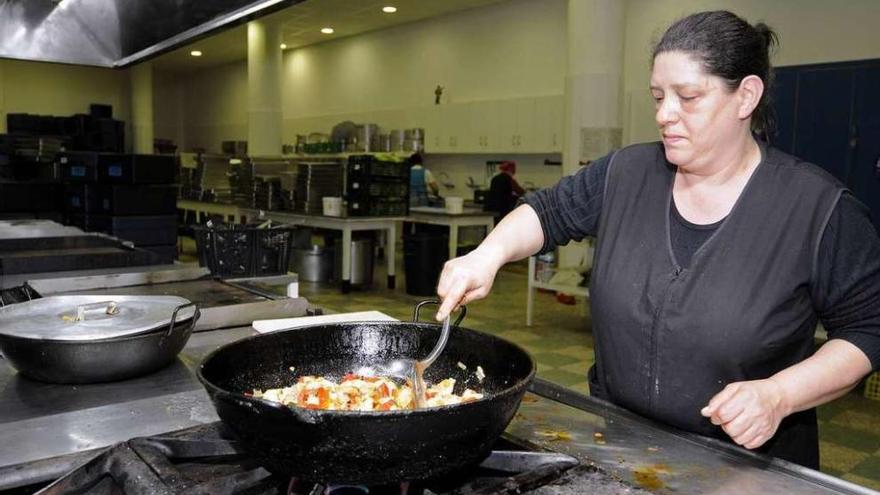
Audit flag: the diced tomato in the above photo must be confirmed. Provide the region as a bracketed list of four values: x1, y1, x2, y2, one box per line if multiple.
[316, 387, 330, 408]
[377, 400, 394, 411]
[377, 383, 391, 398]
[342, 372, 358, 382]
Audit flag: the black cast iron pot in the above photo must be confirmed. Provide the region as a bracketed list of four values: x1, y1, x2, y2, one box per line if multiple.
[197, 302, 535, 485]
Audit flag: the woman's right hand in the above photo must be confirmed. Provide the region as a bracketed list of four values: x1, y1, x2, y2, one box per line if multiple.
[435, 246, 505, 321]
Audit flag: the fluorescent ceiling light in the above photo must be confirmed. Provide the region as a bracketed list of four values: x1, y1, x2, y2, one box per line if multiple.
[320, 27, 334, 34]
[280, 43, 288, 49]
[382, 6, 397, 13]
[190, 50, 202, 57]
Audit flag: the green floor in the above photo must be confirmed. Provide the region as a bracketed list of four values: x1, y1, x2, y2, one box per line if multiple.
[182, 238, 880, 489]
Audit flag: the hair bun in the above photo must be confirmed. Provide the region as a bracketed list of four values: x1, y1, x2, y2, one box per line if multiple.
[754, 22, 779, 53]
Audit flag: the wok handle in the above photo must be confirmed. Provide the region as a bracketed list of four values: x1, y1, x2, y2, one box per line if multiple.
[74, 301, 119, 321]
[165, 302, 199, 337]
[412, 299, 466, 327]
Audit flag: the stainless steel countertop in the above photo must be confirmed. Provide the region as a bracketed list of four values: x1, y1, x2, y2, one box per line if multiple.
[0, 326, 250, 470]
[0, 328, 876, 494]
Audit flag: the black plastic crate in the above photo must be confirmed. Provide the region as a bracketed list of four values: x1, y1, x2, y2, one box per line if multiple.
[64, 184, 98, 213]
[347, 155, 410, 179]
[97, 154, 178, 184]
[88, 214, 178, 245]
[193, 224, 294, 278]
[90, 104, 113, 119]
[59, 151, 100, 182]
[12, 161, 60, 181]
[347, 197, 409, 217]
[96, 184, 179, 215]
[0, 182, 61, 212]
[348, 176, 409, 198]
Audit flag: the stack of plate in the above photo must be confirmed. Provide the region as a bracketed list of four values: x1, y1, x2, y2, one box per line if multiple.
[294, 162, 344, 214]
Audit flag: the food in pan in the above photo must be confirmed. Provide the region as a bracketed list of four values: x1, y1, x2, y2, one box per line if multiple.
[251, 373, 483, 411]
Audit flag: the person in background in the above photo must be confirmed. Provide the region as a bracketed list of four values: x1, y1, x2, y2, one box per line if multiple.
[435, 10, 880, 469]
[409, 152, 440, 207]
[485, 161, 525, 222]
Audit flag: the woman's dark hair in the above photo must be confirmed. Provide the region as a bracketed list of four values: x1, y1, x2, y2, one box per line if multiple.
[653, 11, 779, 138]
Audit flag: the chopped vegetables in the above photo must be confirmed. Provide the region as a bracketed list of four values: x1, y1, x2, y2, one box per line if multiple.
[476, 366, 485, 383]
[252, 374, 483, 411]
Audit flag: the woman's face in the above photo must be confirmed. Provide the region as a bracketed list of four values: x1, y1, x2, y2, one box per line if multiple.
[650, 51, 749, 171]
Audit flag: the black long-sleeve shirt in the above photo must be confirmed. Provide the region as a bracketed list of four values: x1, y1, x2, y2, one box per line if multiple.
[523, 153, 880, 370]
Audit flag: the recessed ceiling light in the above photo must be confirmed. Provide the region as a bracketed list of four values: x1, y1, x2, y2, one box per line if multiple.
[190, 50, 203, 57]
[280, 43, 288, 49]
[382, 6, 397, 13]
[320, 27, 334, 34]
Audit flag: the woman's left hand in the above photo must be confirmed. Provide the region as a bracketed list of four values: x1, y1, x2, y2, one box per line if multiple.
[700, 379, 791, 450]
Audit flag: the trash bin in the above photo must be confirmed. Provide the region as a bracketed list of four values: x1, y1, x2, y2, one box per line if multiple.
[404, 232, 449, 296]
[350, 237, 374, 288]
[290, 244, 337, 282]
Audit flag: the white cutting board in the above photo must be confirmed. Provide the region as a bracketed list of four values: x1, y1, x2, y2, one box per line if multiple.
[252, 311, 397, 334]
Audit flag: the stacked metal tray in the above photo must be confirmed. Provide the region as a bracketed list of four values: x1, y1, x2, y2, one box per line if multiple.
[294, 161, 344, 214]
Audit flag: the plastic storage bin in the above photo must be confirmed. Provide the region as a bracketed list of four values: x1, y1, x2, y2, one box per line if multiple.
[403, 232, 448, 296]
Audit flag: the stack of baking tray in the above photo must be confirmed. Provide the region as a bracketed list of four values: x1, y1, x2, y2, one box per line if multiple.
[294, 161, 344, 214]
[191, 154, 233, 203]
[253, 175, 284, 211]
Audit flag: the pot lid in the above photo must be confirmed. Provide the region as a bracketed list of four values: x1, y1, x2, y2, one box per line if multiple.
[0, 295, 197, 341]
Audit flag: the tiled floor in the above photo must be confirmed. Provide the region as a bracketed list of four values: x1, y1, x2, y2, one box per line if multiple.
[181, 238, 880, 489]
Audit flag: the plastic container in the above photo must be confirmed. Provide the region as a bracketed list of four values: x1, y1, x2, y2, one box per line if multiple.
[323, 197, 343, 216]
[445, 197, 464, 214]
[403, 232, 449, 296]
[194, 225, 295, 278]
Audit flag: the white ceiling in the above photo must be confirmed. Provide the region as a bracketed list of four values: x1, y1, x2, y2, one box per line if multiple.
[151, 0, 507, 72]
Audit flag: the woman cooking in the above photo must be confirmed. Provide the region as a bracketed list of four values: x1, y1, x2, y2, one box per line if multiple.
[435, 11, 880, 469]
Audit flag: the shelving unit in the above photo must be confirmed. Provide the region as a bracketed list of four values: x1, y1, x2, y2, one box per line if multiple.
[526, 255, 589, 326]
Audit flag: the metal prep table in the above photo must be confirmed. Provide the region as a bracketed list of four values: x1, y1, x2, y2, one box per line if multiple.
[177, 199, 243, 224]
[240, 208, 404, 293]
[0, 319, 876, 493]
[408, 206, 496, 260]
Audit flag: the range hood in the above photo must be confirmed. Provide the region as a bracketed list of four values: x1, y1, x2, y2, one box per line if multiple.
[0, 0, 302, 68]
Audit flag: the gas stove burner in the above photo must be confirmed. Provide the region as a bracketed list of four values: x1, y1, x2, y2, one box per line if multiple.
[31, 423, 579, 495]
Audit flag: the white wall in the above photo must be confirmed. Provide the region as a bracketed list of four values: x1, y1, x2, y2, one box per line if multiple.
[180, 61, 249, 152]
[282, 0, 566, 121]
[155, 0, 566, 153]
[622, 0, 880, 144]
[0, 59, 131, 148]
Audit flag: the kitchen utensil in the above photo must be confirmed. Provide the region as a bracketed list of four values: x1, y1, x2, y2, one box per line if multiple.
[359, 306, 460, 408]
[197, 300, 535, 485]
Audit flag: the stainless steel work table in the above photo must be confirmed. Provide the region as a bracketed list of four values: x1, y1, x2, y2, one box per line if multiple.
[1, 325, 874, 493]
[407, 206, 495, 259]
[240, 208, 404, 293]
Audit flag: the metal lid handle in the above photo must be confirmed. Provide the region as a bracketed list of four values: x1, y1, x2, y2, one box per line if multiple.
[74, 301, 119, 322]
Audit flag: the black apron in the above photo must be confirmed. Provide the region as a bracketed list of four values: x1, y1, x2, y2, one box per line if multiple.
[588, 142, 843, 468]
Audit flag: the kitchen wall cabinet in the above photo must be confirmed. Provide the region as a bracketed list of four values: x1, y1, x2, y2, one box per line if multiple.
[285, 94, 565, 155]
[436, 95, 563, 154]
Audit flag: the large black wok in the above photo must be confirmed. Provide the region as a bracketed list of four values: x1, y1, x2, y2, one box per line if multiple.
[197, 302, 536, 484]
